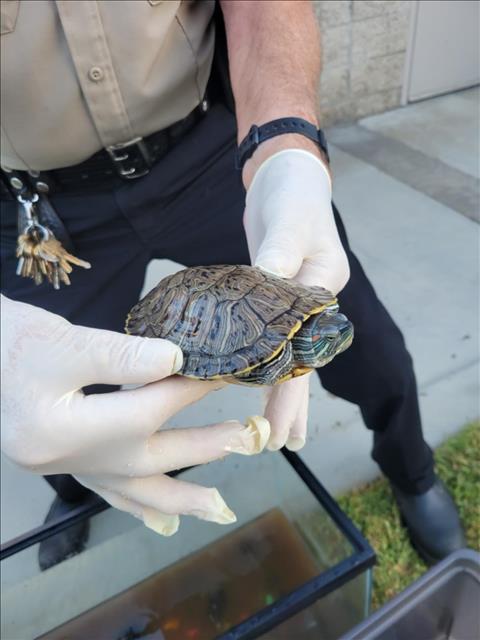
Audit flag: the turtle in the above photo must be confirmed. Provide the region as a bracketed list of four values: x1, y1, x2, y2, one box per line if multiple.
[125, 265, 353, 386]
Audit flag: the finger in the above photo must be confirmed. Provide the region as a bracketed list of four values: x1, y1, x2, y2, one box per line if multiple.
[143, 508, 180, 537]
[110, 475, 237, 525]
[285, 375, 310, 451]
[254, 226, 303, 279]
[77, 479, 180, 536]
[73, 326, 183, 386]
[76, 478, 143, 519]
[73, 376, 228, 442]
[61, 416, 269, 478]
[296, 250, 350, 295]
[137, 416, 270, 476]
[265, 375, 309, 451]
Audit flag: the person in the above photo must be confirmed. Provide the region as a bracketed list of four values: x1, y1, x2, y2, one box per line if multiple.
[1, 0, 465, 570]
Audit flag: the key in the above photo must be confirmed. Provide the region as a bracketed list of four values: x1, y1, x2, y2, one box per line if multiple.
[35, 235, 91, 273]
[35, 234, 91, 288]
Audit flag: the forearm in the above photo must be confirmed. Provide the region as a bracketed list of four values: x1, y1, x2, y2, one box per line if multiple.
[220, 0, 329, 186]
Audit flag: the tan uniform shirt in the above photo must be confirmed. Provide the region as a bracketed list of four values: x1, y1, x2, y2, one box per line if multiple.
[0, 0, 215, 171]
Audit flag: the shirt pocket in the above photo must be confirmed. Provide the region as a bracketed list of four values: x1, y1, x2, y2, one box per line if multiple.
[0, 0, 19, 35]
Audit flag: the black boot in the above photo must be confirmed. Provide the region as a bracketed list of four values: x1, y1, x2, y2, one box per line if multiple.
[38, 496, 90, 571]
[391, 477, 466, 565]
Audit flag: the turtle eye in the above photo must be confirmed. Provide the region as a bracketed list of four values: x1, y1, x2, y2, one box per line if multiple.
[319, 325, 340, 340]
[314, 334, 335, 342]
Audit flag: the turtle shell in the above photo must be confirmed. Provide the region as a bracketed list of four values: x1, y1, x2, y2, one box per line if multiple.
[125, 265, 336, 379]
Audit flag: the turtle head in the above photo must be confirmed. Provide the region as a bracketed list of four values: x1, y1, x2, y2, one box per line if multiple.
[293, 309, 354, 368]
[313, 312, 353, 360]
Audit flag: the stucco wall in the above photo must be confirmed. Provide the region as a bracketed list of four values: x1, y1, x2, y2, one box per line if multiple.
[314, 0, 413, 125]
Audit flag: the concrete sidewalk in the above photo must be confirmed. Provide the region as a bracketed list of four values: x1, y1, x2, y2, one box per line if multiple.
[1, 88, 479, 608]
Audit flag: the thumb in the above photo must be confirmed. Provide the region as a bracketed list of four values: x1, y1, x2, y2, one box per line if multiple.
[75, 326, 183, 386]
[254, 226, 303, 279]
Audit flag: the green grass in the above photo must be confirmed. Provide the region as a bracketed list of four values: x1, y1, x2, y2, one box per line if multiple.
[338, 420, 480, 610]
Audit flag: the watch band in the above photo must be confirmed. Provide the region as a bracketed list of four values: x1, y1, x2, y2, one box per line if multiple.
[236, 117, 329, 170]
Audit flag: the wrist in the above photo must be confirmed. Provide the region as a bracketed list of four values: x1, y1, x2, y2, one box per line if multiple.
[245, 148, 333, 205]
[242, 134, 331, 190]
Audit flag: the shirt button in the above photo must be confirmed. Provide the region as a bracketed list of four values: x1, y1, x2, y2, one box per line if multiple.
[88, 66, 104, 82]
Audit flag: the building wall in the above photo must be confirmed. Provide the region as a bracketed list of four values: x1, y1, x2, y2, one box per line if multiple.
[314, 1, 412, 125]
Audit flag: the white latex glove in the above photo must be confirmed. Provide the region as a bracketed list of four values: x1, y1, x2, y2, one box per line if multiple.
[244, 149, 350, 451]
[1, 296, 270, 536]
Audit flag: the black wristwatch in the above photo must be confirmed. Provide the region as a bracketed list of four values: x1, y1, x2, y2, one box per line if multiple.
[236, 117, 329, 170]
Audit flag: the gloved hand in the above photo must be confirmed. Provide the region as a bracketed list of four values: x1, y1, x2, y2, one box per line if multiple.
[1, 296, 270, 536]
[243, 149, 349, 451]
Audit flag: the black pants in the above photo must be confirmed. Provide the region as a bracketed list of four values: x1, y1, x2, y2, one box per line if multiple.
[0, 103, 435, 501]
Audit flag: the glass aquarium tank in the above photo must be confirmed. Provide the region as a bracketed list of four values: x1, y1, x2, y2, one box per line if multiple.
[1, 450, 375, 639]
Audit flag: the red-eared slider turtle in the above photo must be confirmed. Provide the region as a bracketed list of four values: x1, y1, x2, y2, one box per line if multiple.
[126, 265, 353, 386]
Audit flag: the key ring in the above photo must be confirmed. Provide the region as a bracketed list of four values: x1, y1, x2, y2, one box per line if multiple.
[17, 193, 39, 203]
[17, 193, 50, 241]
[17, 192, 39, 216]
[17, 192, 40, 226]
[23, 221, 51, 243]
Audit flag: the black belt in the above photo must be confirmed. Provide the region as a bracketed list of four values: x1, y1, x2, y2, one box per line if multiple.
[0, 99, 209, 199]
